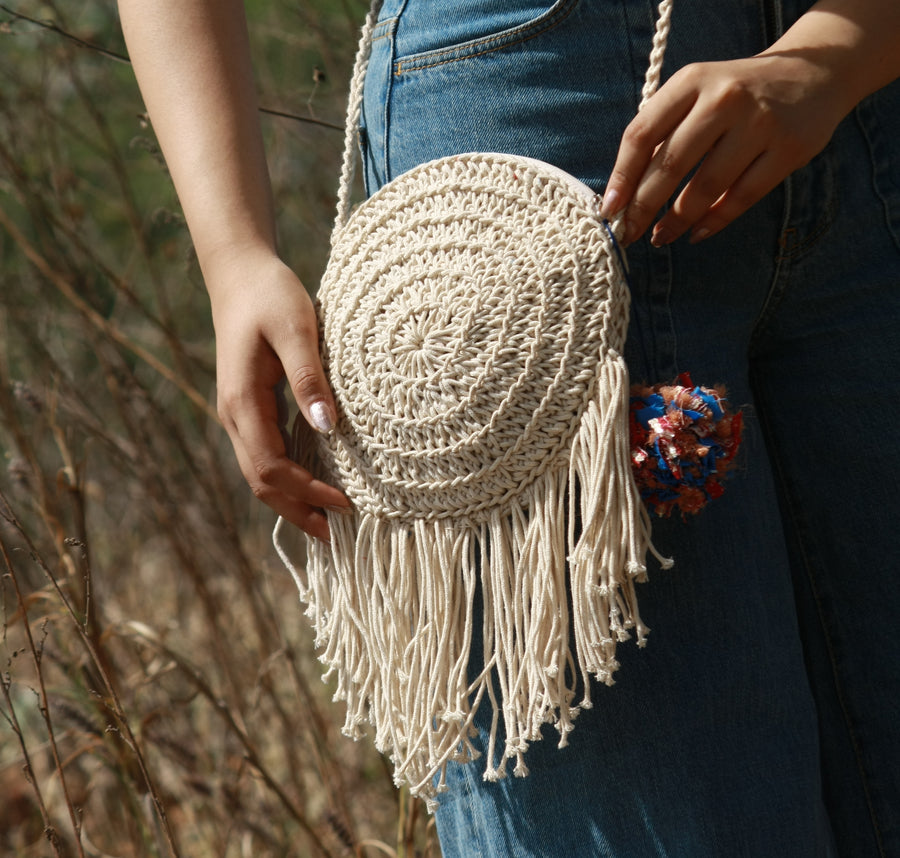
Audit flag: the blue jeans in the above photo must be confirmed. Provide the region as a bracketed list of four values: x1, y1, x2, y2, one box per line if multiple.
[358, 1, 900, 855]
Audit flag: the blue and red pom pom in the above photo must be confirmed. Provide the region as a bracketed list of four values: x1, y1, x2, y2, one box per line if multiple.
[629, 373, 743, 517]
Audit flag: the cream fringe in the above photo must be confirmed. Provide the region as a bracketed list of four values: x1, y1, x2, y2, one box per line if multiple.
[274, 352, 672, 809]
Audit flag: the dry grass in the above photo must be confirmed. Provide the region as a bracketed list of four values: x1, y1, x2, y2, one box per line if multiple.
[0, 2, 438, 855]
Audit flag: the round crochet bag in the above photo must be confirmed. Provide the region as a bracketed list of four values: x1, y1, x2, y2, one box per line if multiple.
[275, 0, 675, 806]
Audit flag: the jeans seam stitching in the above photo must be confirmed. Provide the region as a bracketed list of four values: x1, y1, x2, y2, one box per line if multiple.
[372, 15, 398, 42]
[751, 371, 888, 857]
[748, 176, 792, 348]
[854, 101, 900, 255]
[394, 0, 577, 74]
[774, 215, 832, 261]
[372, 20, 394, 43]
[380, 4, 407, 183]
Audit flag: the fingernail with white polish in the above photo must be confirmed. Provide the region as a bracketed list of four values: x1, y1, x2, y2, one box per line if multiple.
[310, 400, 335, 433]
[326, 503, 354, 515]
[600, 188, 621, 219]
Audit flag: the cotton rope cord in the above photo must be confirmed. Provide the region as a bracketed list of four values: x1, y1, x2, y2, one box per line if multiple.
[333, 0, 382, 236]
[274, 0, 675, 807]
[641, 0, 674, 109]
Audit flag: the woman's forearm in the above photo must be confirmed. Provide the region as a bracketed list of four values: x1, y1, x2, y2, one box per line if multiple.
[761, 0, 900, 112]
[117, 0, 349, 539]
[117, 0, 277, 279]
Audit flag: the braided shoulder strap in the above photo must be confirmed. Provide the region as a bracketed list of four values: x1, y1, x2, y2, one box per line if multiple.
[276, 0, 676, 807]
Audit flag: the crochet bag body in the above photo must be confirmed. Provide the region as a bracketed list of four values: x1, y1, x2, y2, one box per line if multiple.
[275, 0, 675, 805]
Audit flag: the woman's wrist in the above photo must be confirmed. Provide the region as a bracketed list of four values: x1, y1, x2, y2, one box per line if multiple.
[199, 242, 293, 307]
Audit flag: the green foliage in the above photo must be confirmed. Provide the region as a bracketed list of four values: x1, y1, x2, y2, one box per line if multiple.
[0, 2, 438, 856]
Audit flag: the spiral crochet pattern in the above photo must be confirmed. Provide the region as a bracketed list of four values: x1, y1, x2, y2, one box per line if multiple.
[320, 153, 627, 521]
[273, 0, 676, 808]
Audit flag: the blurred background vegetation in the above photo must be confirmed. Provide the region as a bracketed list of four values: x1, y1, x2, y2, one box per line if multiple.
[0, 1, 437, 855]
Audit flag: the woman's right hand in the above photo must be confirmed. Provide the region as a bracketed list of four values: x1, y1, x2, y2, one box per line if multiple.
[117, 0, 350, 539]
[207, 248, 350, 542]
[601, 0, 900, 245]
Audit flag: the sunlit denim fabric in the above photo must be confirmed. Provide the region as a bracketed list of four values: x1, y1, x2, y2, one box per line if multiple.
[358, 1, 900, 855]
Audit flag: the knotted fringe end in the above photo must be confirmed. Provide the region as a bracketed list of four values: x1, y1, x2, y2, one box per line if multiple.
[280, 352, 671, 809]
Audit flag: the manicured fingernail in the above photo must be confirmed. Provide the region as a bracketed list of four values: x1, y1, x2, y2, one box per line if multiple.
[600, 188, 622, 219]
[309, 400, 334, 434]
[650, 226, 674, 248]
[326, 503, 354, 515]
[690, 227, 711, 244]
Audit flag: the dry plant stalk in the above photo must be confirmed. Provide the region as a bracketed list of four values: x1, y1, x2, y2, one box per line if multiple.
[0, 1, 437, 856]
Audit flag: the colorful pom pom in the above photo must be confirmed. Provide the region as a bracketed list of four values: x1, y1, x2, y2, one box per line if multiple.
[629, 373, 743, 517]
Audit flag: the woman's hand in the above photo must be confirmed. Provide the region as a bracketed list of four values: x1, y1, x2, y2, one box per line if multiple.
[601, 0, 900, 245]
[118, 0, 351, 540]
[601, 52, 847, 246]
[208, 248, 350, 542]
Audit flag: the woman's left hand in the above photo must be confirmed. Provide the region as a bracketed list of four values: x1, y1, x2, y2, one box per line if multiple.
[601, 51, 850, 246]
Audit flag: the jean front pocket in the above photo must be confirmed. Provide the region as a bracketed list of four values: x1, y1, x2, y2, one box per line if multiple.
[392, 0, 579, 75]
[363, 0, 635, 191]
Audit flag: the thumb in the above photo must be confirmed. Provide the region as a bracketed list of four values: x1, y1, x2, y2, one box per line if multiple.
[282, 339, 338, 435]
